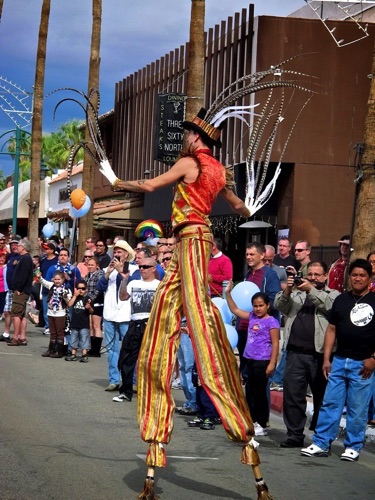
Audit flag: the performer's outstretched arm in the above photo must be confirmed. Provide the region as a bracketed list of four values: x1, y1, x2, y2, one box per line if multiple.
[220, 187, 250, 218]
[100, 157, 197, 193]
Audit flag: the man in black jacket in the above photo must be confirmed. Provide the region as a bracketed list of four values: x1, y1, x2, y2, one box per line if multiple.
[7, 239, 33, 346]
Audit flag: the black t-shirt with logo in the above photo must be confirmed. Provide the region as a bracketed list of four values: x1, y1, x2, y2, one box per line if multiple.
[328, 292, 375, 360]
[70, 296, 91, 330]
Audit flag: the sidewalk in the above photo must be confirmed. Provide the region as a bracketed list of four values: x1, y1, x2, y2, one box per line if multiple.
[270, 387, 375, 443]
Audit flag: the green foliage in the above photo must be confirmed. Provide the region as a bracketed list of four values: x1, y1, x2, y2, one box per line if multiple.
[6, 119, 85, 180]
[43, 120, 85, 170]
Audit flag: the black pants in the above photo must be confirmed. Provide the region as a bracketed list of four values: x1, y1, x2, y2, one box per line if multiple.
[118, 320, 147, 400]
[243, 359, 270, 428]
[283, 350, 327, 442]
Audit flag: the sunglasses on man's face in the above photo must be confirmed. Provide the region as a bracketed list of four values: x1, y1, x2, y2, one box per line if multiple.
[139, 265, 154, 270]
[77, 287, 86, 290]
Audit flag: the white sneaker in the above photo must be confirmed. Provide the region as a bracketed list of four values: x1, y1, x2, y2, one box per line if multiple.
[171, 378, 181, 389]
[254, 422, 268, 436]
[43, 328, 50, 336]
[340, 448, 359, 462]
[301, 444, 329, 457]
[113, 394, 131, 402]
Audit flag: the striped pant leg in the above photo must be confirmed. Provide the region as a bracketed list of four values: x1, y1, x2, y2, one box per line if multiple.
[137, 255, 184, 457]
[179, 228, 254, 444]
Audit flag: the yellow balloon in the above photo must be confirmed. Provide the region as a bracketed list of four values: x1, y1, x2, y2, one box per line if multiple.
[70, 188, 86, 209]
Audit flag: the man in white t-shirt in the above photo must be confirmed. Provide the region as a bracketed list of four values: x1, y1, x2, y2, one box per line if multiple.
[114, 258, 160, 402]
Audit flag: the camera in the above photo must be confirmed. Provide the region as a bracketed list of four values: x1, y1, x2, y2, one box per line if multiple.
[294, 271, 304, 286]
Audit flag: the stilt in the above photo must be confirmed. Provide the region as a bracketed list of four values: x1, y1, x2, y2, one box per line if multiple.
[138, 467, 158, 500]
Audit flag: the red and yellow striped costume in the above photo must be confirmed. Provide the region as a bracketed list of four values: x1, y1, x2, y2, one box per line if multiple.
[137, 149, 257, 467]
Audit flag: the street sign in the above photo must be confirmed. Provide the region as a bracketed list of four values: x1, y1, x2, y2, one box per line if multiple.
[154, 93, 187, 165]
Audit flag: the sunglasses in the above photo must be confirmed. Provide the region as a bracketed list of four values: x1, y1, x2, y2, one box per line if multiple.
[139, 265, 154, 270]
[84, 255, 92, 258]
[294, 249, 306, 252]
[162, 257, 172, 263]
[77, 287, 86, 290]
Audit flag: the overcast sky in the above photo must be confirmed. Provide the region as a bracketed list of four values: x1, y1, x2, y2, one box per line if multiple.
[0, 0, 304, 173]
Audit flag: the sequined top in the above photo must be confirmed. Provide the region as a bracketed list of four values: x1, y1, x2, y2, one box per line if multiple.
[171, 149, 226, 230]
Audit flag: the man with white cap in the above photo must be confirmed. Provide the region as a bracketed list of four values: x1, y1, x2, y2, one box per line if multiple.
[328, 234, 352, 293]
[96, 240, 136, 391]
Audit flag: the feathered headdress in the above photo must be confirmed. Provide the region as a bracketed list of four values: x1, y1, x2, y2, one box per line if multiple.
[183, 55, 314, 215]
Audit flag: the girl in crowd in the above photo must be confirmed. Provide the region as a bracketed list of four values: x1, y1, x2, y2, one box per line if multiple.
[0, 251, 8, 321]
[40, 270, 72, 358]
[225, 285, 279, 437]
[84, 257, 104, 356]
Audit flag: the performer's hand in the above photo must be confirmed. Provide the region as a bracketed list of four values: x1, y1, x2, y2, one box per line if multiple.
[100, 160, 118, 185]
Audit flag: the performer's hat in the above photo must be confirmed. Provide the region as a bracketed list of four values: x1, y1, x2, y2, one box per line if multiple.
[113, 240, 136, 262]
[182, 108, 223, 148]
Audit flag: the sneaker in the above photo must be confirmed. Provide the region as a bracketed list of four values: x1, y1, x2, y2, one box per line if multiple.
[254, 422, 268, 436]
[65, 354, 77, 361]
[105, 384, 120, 392]
[171, 378, 181, 389]
[269, 382, 283, 391]
[340, 448, 359, 462]
[0, 334, 10, 342]
[43, 328, 50, 336]
[200, 418, 215, 430]
[79, 355, 89, 363]
[280, 438, 304, 448]
[301, 444, 329, 457]
[178, 406, 197, 416]
[187, 417, 203, 428]
[113, 394, 131, 403]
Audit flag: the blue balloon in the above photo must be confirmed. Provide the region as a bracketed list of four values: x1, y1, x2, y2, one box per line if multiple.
[224, 323, 238, 349]
[211, 297, 232, 324]
[231, 281, 260, 312]
[222, 300, 234, 324]
[70, 195, 91, 218]
[42, 222, 54, 238]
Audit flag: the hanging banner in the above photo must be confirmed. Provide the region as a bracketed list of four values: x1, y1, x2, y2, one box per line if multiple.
[154, 93, 187, 165]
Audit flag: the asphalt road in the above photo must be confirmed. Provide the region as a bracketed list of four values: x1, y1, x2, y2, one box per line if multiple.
[0, 324, 374, 500]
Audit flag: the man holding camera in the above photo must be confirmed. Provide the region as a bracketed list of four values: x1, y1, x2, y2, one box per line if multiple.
[96, 240, 136, 391]
[274, 261, 340, 448]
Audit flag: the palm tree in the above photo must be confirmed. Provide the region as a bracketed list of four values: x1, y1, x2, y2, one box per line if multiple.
[28, 0, 51, 253]
[185, 0, 205, 122]
[351, 43, 375, 257]
[0, 0, 4, 22]
[78, 0, 102, 259]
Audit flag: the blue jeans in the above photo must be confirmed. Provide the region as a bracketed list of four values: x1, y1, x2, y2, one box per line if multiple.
[177, 333, 197, 410]
[103, 320, 129, 385]
[42, 294, 49, 330]
[271, 344, 286, 385]
[313, 356, 374, 452]
[70, 328, 90, 350]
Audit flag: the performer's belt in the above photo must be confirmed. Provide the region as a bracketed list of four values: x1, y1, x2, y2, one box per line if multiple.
[173, 223, 212, 243]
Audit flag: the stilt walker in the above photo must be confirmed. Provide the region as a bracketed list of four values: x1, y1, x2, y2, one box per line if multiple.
[100, 108, 272, 499]
[55, 58, 313, 500]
